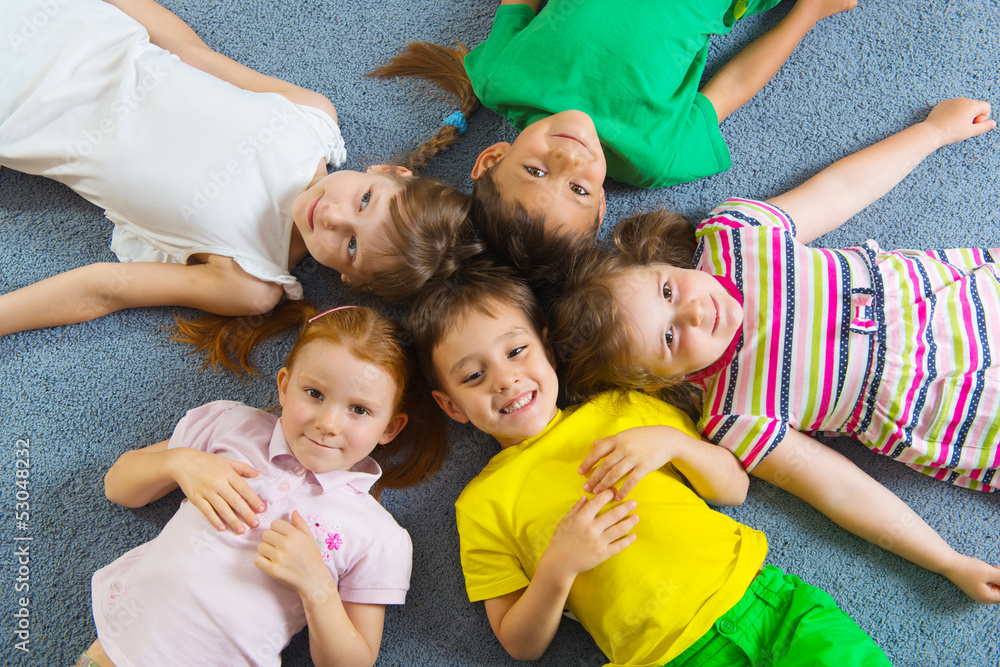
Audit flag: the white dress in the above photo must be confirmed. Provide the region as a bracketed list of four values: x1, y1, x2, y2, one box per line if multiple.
[0, 0, 347, 299]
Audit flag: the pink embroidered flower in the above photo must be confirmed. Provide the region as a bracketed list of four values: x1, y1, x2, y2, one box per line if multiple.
[325, 533, 343, 551]
[306, 514, 343, 562]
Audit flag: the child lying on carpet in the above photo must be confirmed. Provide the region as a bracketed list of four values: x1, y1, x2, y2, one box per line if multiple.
[403, 260, 890, 666]
[76, 305, 444, 667]
[550, 97, 1000, 603]
[371, 0, 856, 237]
[0, 0, 475, 339]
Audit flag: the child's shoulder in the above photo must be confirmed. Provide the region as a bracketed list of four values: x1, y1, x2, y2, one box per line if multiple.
[696, 197, 797, 238]
[570, 390, 699, 436]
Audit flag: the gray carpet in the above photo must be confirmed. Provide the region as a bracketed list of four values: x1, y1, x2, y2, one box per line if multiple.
[1, 0, 998, 665]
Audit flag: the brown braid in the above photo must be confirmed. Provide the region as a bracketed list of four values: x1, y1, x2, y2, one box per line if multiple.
[368, 41, 480, 174]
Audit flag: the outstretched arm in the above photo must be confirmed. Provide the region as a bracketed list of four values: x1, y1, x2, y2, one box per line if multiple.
[768, 98, 995, 244]
[101, 0, 336, 118]
[753, 429, 1000, 603]
[702, 0, 856, 123]
[0, 256, 282, 336]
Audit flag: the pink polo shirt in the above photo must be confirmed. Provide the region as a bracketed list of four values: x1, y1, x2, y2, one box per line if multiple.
[91, 401, 412, 667]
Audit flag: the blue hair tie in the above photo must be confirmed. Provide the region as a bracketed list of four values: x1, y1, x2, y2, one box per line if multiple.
[443, 110, 468, 134]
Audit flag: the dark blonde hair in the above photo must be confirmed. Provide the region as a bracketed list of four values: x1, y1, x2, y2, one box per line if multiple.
[404, 256, 546, 390]
[549, 211, 702, 417]
[272, 305, 446, 496]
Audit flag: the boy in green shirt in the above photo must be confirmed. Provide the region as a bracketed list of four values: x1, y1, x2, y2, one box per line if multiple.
[405, 259, 889, 665]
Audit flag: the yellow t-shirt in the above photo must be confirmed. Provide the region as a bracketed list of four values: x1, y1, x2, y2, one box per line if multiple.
[455, 391, 768, 666]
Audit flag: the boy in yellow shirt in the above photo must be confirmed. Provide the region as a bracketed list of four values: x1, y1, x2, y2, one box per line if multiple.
[406, 259, 889, 666]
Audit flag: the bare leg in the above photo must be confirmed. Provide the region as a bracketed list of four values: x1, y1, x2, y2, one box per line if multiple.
[701, 0, 857, 123]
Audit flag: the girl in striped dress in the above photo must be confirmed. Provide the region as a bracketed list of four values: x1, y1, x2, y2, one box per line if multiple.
[552, 97, 1000, 603]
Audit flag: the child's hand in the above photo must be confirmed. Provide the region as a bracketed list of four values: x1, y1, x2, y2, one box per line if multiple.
[541, 490, 638, 578]
[172, 449, 265, 534]
[924, 98, 995, 147]
[580, 426, 676, 501]
[941, 553, 1000, 604]
[255, 511, 336, 599]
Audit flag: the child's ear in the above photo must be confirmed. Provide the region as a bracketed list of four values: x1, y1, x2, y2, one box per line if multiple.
[340, 274, 352, 286]
[471, 142, 511, 180]
[378, 413, 409, 444]
[598, 189, 607, 225]
[276, 367, 290, 407]
[368, 164, 414, 178]
[432, 390, 470, 424]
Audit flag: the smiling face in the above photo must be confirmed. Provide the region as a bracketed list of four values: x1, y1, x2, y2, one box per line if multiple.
[291, 165, 411, 284]
[473, 110, 607, 237]
[430, 301, 559, 449]
[612, 264, 744, 378]
[277, 339, 408, 474]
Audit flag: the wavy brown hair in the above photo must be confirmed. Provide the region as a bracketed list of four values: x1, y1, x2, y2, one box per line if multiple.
[404, 256, 546, 390]
[549, 210, 703, 418]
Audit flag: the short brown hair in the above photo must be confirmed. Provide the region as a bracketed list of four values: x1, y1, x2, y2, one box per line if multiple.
[405, 256, 546, 389]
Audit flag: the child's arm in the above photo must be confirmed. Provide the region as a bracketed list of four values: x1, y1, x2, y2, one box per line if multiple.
[579, 425, 749, 506]
[0, 256, 283, 336]
[101, 0, 337, 119]
[753, 430, 1000, 604]
[701, 0, 856, 123]
[500, 0, 541, 11]
[256, 511, 384, 667]
[105, 439, 265, 534]
[483, 490, 638, 660]
[768, 98, 995, 244]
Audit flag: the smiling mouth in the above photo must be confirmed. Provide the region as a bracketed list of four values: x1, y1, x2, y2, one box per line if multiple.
[307, 198, 320, 230]
[499, 391, 536, 415]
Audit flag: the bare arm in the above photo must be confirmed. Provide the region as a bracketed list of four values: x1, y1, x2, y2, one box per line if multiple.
[580, 425, 750, 506]
[768, 98, 996, 244]
[257, 512, 384, 667]
[0, 257, 283, 335]
[499, 0, 541, 12]
[101, 0, 336, 119]
[702, 0, 856, 122]
[753, 430, 1000, 603]
[105, 439, 266, 533]
[483, 491, 638, 660]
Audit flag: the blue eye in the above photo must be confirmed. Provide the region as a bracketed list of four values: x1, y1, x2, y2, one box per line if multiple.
[348, 236, 357, 260]
[360, 189, 371, 210]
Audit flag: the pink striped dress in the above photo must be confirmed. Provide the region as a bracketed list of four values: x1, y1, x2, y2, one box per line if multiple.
[690, 198, 1000, 491]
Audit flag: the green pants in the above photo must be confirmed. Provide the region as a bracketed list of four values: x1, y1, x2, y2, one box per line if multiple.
[666, 566, 892, 666]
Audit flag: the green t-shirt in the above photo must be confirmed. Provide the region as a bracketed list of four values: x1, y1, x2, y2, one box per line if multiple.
[464, 0, 781, 188]
[455, 391, 768, 666]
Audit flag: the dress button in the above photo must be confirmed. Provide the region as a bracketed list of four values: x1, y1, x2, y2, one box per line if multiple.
[719, 619, 737, 635]
[294, 466, 305, 476]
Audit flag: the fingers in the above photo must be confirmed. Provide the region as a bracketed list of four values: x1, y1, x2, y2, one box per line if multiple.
[231, 460, 262, 479]
[593, 497, 638, 532]
[579, 439, 616, 476]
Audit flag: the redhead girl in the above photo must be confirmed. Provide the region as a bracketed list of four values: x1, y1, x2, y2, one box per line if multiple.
[76, 305, 446, 667]
[551, 97, 1000, 604]
[0, 0, 474, 338]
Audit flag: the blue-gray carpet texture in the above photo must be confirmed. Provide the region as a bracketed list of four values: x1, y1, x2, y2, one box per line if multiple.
[2, 0, 999, 665]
